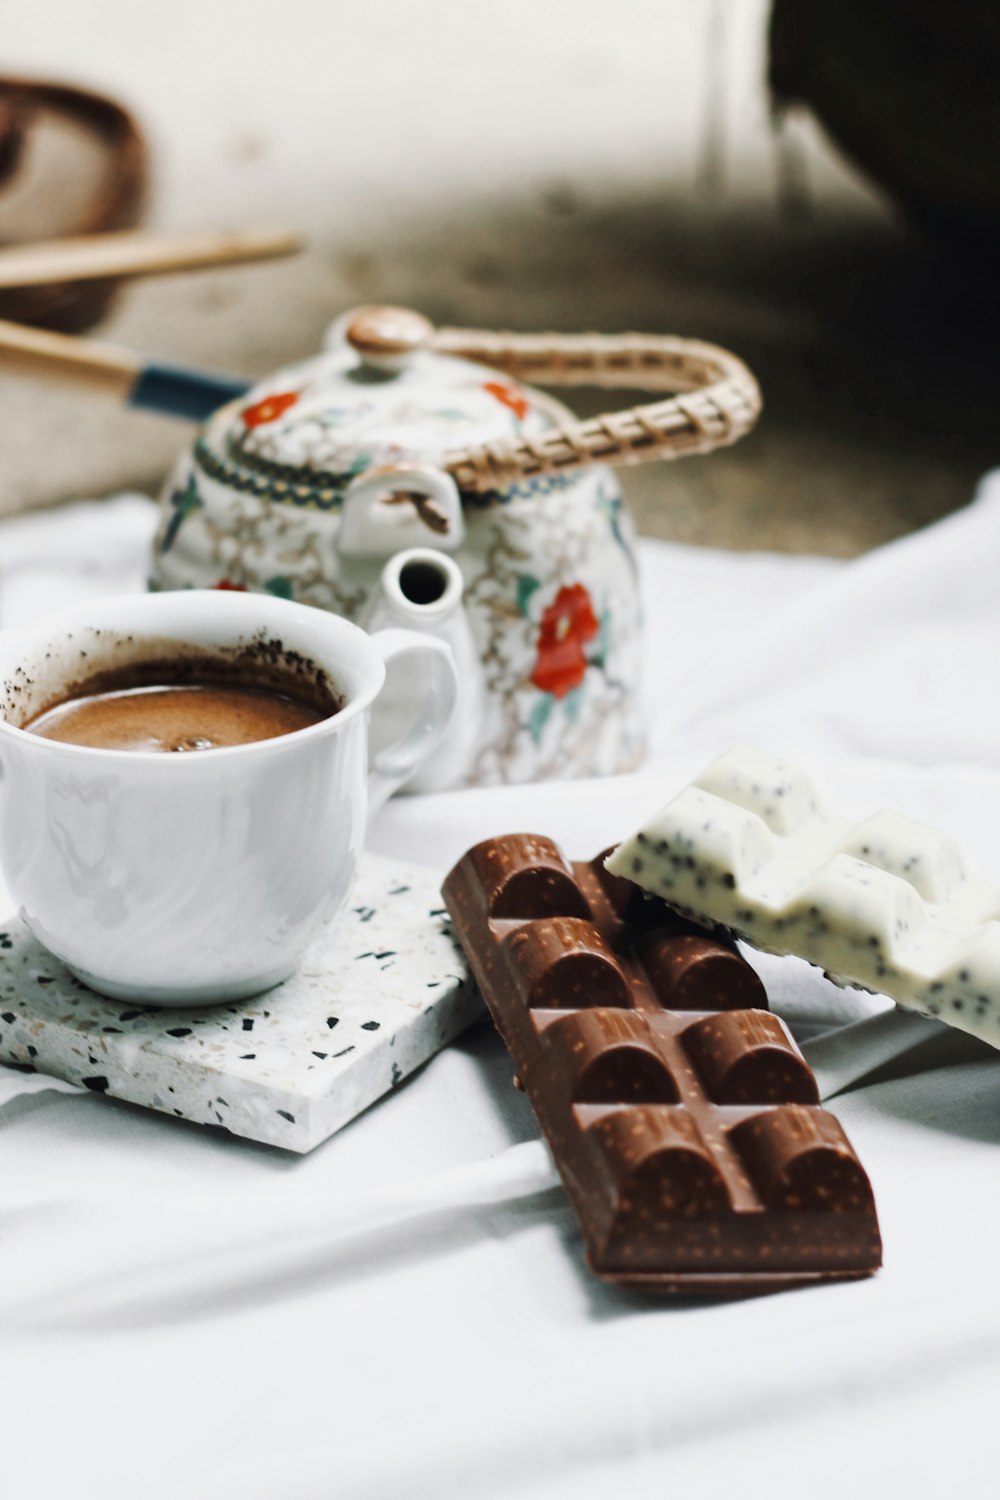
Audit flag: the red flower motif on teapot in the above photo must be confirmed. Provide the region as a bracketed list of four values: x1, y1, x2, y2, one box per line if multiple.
[241, 390, 299, 428]
[530, 583, 600, 699]
[483, 380, 530, 423]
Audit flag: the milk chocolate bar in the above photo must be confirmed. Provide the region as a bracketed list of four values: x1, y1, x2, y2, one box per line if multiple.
[607, 745, 1000, 1048]
[443, 833, 881, 1295]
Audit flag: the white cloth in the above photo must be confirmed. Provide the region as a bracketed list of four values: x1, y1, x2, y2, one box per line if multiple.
[2, 481, 1000, 1498]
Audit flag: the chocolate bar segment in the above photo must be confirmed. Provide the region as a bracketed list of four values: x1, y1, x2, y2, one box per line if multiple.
[679, 1011, 819, 1105]
[728, 1107, 876, 1212]
[443, 832, 881, 1295]
[539, 1011, 680, 1104]
[462, 834, 590, 920]
[503, 919, 632, 1010]
[633, 926, 765, 1012]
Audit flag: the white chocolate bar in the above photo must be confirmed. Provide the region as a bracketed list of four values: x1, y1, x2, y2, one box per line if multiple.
[606, 747, 1000, 1047]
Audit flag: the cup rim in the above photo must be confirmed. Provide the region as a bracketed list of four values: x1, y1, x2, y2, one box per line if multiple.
[0, 589, 384, 764]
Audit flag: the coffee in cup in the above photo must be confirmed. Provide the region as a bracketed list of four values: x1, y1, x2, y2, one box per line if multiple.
[23, 657, 342, 754]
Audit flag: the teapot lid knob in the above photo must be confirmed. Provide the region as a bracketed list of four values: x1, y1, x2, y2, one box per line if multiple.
[345, 305, 433, 374]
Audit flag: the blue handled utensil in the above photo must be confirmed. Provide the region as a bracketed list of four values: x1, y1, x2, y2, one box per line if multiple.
[0, 226, 300, 419]
[0, 315, 252, 420]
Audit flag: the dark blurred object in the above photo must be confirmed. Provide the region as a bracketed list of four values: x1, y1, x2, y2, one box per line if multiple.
[769, 1, 1000, 253]
[0, 94, 29, 186]
[0, 77, 147, 331]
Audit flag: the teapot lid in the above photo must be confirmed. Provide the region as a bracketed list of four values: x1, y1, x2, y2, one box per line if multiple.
[202, 305, 558, 485]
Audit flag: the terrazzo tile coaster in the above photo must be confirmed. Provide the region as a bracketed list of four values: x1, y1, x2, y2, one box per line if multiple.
[0, 854, 480, 1152]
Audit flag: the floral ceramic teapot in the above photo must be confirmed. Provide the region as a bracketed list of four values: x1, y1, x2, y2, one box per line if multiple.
[151, 306, 760, 787]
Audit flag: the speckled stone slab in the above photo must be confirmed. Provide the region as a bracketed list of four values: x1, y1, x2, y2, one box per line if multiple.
[0, 854, 479, 1152]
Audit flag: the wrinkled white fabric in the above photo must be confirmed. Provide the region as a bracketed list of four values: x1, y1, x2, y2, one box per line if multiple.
[1, 480, 999, 1499]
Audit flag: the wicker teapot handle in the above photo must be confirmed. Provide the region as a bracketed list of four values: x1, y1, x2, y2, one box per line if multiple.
[432, 327, 761, 494]
[342, 308, 762, 496]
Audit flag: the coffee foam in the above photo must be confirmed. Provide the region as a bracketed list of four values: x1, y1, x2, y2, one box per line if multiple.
[1, 628, 343, 732]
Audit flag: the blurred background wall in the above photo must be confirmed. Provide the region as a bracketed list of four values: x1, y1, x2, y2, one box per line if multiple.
[2, 0, 996, 552]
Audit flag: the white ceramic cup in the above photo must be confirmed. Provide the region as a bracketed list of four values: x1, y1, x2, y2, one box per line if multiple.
[0, 590, 458, 1006]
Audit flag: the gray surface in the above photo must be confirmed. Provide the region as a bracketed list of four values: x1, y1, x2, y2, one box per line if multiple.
[2, 0, 995, 553]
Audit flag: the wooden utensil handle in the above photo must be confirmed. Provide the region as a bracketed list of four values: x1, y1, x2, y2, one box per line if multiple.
[0, 317, 250, 420]
[433, 329, 761, 493]
[0, 228, 301, 290]
[0, 316, 139, 396]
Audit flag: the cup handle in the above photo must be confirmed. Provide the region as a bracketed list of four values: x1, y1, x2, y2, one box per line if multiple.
[366, 628, 459, 816]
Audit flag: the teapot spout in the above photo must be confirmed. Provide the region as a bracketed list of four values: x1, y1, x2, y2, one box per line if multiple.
[362, 548, 483, 793]
[381, 549, 464, 624]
